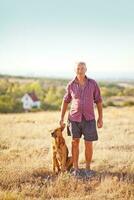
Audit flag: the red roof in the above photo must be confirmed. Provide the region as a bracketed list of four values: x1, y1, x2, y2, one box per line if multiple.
[28, 92, 39, 102]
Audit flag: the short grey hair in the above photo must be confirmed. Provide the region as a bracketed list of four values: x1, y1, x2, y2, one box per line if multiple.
[77, 61, 86, 67]
[74, 62, 87, 71]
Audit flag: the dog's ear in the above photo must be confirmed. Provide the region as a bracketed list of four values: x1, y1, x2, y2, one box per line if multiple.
[61, 123, 65, 131]
[49, 129, 54, 135]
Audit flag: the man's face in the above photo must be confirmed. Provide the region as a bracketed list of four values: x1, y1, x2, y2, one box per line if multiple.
[75, 64, 87, 76]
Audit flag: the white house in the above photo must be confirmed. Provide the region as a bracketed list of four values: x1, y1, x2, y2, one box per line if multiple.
[21, 92, 41, 111]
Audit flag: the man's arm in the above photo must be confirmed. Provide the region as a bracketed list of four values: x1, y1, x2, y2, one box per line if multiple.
[96, 101, 103, 128]
[60, 100, 69, 127]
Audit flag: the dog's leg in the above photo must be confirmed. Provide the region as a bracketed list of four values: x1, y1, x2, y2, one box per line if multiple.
[61, 155, 67, 172]
[53, 155, 56, 173]
[55, 158, 60, 172]
[66, 156, 73, 171]
[53, 155, 61, 173]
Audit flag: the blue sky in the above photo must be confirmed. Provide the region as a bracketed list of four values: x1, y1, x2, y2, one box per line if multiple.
[0, 0, 134, 79]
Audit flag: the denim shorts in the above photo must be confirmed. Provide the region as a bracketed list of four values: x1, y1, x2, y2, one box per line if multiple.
[67, 116, 98, 141]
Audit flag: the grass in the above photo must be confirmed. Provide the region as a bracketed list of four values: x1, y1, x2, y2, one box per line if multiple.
[0, 107, 134, 199]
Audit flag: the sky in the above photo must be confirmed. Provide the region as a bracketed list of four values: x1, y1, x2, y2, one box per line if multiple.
[0, 0, 134, 80]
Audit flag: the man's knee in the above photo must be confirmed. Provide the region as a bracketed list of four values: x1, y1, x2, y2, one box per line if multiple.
[72, 138, 80, 147]
[85, 141, 93, 148]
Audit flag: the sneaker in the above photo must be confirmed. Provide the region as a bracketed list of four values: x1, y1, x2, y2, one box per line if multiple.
[84, 169, 96, 178]
[71, 169, 81, 178]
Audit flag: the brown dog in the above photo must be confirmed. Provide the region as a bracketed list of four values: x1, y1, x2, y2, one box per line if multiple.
[51, 124, 73, 173]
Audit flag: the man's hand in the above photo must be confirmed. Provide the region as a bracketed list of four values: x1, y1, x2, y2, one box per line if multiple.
[96, 102, 103, 128]
[59, 119, 65, 128]
[97, 118, 103, 128]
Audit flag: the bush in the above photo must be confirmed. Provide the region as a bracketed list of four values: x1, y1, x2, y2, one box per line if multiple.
[41, 102, 60, 111]
[106, 101, 116, 107]
[123, 88, 134, 96]
[0, 95, 23, 113]
[123, 101, 134, 106]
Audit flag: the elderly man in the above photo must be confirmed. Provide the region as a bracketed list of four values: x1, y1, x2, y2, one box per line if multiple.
[60, 62, 103, 176]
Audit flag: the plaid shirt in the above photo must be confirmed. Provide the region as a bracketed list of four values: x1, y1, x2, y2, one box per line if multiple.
[63, 76, 102, 122]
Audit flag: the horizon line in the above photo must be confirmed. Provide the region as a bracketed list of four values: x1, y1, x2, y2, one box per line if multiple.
[0, 72, 134, 82]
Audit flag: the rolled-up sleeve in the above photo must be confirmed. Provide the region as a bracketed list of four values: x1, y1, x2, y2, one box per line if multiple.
[93, 81, 102, 104]
[63, 83, 72, 103]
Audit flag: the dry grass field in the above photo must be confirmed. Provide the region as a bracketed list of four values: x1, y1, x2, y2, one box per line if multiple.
[0, 107, 134, 199]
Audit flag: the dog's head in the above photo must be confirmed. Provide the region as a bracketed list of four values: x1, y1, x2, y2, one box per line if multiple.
[51, 124, 65, 138]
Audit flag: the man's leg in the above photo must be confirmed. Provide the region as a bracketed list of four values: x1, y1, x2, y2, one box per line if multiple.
[85, 141, 93, 170]
[72, 138, 80, 170]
